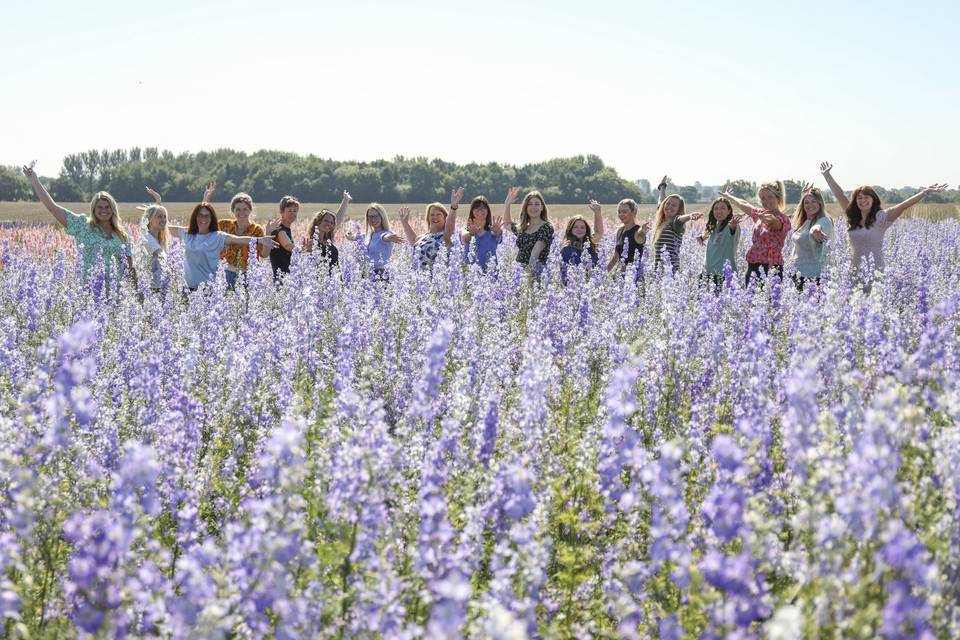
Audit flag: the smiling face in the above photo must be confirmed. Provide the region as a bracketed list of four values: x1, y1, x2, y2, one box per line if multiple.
[195, 207, 213, 233]
[571, 219, 588, 240]
[663, 196, 681, 219]
[366, 208, 383, 231]
[280, 205, 298, 226]
[618, 203, 636, 225]
[427, 205, 447, 231]
[525, 197, 544, 220]
[318, 212, 336, 236]
[93, 199, 114, 224]
[232, 201, 252, 224]
[147, 207, 167, 236]
[712, 200, 732, 222]
[759, 188, 779, 211]
[802, 194, 821, 220]
[855, 191, 875, 213]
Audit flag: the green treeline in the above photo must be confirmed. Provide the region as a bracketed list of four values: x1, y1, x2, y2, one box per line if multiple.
[0, 149, 652, 204]
[2, 149, 957, 205]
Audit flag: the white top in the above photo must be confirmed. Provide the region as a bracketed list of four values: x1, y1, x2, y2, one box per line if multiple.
[137, 232, 165, 289]
[847, 209, 891, 274]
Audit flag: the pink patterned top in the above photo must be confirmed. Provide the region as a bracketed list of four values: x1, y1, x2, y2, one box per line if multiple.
[745, 209, 791, 265]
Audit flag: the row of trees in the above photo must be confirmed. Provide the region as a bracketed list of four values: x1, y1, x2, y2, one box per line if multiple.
[2, 149, 958, 205]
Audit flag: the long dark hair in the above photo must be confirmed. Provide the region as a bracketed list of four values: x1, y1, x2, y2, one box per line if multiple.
[699, 198, 733, 244]
[845, 186, 882, 230]
[188, 202, 219, 235]
[562, 215, 596, 252]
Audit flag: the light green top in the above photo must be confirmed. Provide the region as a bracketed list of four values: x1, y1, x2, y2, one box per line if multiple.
[63, 210, 130, 283]
[704, 223, 741, 275]
[791, 215, 835, 278]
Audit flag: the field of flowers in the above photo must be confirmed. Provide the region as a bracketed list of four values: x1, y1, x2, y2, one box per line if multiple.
[0, 216, 959, 639]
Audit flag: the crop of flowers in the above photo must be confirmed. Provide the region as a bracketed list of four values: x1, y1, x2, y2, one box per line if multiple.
[0, 217, 959, 638]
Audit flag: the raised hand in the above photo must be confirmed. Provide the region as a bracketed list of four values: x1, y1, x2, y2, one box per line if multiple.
[819, 162, 833, 175]
[451, 186, 465, 208]
[689, 211, 704, 221]
[923, 183, 949, 195]
[258, 236, 278, 250]
[21, 160, 38, 180]
[639, 220, 651, 235]
[265, 219, 280, 234]
[720, 188, 736, 201]
[729, 215, 744, 227]
[491, 215, 503, 235]
[588, 199, 601, 214]
[341, 190, 352, 203]
[203, 180, 218, 202]
[398, 206, 411, 224]
[145, 187, 162, 204]
[505, 186, 521, 206]
[800, 181, 815, 195]
[658, 175, 669, 190]
[466, 214, 483, 236]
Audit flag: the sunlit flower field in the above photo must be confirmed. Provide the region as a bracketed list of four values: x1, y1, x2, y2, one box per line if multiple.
[0, 216, 958, 638]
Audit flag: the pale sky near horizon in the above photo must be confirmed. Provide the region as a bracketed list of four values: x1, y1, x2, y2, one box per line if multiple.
[2, 0, 957, 189]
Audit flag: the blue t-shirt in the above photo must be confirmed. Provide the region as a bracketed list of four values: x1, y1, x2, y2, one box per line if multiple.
[560, 244, 599, 266]
[182, 231, 226, 288]
[462, 230, 501, 270]
[365, 230, 393, 269]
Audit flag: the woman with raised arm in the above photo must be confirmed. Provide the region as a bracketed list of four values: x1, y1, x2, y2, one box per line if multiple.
[398, 187, 461, 270]
[698, 196, 743, 291]
[789, 184, 834, 291]
[137, 187, 170, 292]
[167, 202, 277, 292]
[346, 203, 404, 279]
[192, 181, 267, 290]
[502, 187, 554, 273]
[559, 200, 605, 282]
[22, 162, 135, 289]
[820, 161, 947, 278]
[720, 180, 790, 286]
[304, 190, 353, 272]
[607, 198, 650, 280]
[460, 195, 504, 271]
[650, 176, 704, 273]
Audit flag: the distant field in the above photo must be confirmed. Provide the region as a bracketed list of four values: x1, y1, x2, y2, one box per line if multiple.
[2, 201, 959, 224]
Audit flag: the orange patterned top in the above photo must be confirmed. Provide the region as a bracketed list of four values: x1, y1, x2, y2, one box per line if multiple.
[218, 219, 264, 270]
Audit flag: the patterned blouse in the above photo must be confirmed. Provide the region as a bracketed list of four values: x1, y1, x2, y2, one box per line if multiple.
[413, 232, 446, 270]
[63, 210, 131, 282]
[218, 219, 264, 270]
[511, 221, 554, 265]
[745, 209, 791, 266]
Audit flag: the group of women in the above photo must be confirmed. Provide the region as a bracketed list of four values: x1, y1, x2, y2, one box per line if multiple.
[19, 162, 948, 294]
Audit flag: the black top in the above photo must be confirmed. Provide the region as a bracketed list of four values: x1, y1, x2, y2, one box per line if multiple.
[270, 224, 293, 274]
[511, 221, 554, 265]
[318, 241, 339, 270]
[615, 224, 644, 264]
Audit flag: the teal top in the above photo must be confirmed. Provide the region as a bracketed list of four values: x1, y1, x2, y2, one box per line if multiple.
[791, 215, 835, 278]
[63, 210, 131, 284]
[703, 223, 741, 275]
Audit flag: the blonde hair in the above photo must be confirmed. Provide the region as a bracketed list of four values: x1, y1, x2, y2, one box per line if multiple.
[88, 191, 128, 241]
[519, 190, 548, 232]
[141, 205, 169, 251]
[424, 202, 449, 228]
[651, 194, 685, 247]
[365, 203, 391, 232]
[757, 180, 786, 210]
[231, 192, 254, 213]
[792, 188, 826, 231]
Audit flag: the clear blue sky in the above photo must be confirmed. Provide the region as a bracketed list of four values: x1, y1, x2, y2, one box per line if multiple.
[2, 0, 957, 188]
